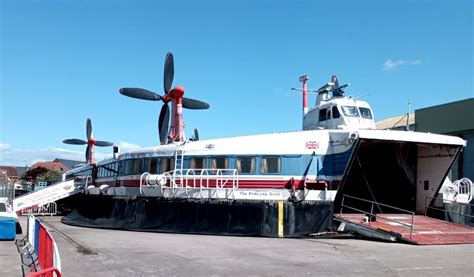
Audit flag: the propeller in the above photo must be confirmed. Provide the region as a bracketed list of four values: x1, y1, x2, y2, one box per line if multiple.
[193, 128, 200, 141]
[63, 117, 114, 163]
[158, 104, 170, 145]
[331, 75, 339, 89]
[63, 139, 86, 145]
[119, 52, 210, 144]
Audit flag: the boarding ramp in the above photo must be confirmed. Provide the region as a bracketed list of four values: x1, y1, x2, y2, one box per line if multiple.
[12, 178, 85, 214]
[334, 194, 474, 245]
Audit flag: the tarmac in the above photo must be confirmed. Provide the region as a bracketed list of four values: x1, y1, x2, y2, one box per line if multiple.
[1, 216, 473, 276]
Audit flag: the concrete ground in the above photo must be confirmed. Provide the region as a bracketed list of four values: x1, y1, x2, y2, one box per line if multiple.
[2, 216, 473, 276]
[0, 235, 21, 276]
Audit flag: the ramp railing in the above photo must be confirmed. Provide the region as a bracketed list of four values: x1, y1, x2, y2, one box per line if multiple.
[339, 194, 415, 239]
[424, 196, 474, 223]
[18, 202, 57, 216]
[140, 169, 239, 198]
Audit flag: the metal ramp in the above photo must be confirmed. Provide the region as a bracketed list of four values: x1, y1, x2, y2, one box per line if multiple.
[335, 195, 474, 245]
[12, 178, 86, 214]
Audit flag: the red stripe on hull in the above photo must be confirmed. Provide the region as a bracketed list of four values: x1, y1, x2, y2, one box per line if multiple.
[94, 178, 341, 190]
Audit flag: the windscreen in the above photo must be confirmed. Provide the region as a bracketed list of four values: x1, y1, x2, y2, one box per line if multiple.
[341, 106, 359, 117]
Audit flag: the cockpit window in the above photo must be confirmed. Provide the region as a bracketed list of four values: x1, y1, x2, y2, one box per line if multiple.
[332, 106, 341, 119]
[341, 106, 359, 117]
[319, 108, 327, 121]
[359, 107, 373, 119]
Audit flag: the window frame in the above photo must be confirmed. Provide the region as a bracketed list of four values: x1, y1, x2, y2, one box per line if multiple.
[260, 156, 281, 174]
[319, 108, 327, 122]
[236, 156, 256, 174]
[358, 107, 373, 119]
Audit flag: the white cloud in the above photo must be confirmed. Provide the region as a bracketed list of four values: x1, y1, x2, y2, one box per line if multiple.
[383, 59, 422, 70]
[116, 141, 141, 153]
[0, 141, 141, 166]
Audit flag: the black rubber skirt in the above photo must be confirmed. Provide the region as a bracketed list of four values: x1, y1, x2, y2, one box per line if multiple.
[62, 195, 334, 237]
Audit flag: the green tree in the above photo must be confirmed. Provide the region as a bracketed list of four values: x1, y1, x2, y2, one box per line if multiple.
[38, 170, 63, 184]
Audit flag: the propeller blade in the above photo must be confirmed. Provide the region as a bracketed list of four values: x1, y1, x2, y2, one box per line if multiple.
[158, 104, 170, 144]
[86, 118, 92, 140]
[95, 141, 114, 147]
[63, 139, 87, 145]
[85, 145, 91, 163]
[194, 128, 199, 141]
[331, 75, 339, 89]
[163, 52, 174, 94]
[119, 88, 162, 101]
[182, 97, 210, 110]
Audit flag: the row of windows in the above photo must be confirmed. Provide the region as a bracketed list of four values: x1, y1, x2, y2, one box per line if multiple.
[94, 156, 281, 178]
[68, 155, 284, 180]
[319, 105, 373, 122]
[184, 156, 280, 174]
[65, 168, 93, 180]
[97, 162, 119, 178]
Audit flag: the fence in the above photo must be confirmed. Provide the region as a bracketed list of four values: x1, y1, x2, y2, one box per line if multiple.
[18, 215, 62, 277]
[0, 183, 14, 199]
[339, 194, 415, 239]
[18, 202, 58, 216]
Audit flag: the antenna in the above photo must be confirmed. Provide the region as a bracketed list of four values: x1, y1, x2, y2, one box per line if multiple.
[291, 75, 317, 129]
[406, 99, 411, 131]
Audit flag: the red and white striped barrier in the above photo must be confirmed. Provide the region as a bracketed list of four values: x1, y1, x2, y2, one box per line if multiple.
[25, 215, 62, 277]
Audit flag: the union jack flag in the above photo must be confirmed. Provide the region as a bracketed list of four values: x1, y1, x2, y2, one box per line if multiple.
[305, 141, 319, 149]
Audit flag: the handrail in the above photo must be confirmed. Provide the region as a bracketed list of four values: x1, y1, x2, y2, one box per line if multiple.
[424, 196, 474, 218]
[19, 202, 57, 216]
[339, 194, 415, 239]
[85, 175, 92, 188]
[342, 194, 415, 214]
[140, 169, 239, 198]
[139, 172, 151, 195]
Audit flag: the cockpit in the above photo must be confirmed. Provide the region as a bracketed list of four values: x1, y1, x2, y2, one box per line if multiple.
[304, 101, 376, 130]
[300, 75, 376, 131]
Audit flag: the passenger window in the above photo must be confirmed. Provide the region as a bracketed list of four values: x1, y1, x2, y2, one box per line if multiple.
[145, 158, 159, 174]
[124, 160, 134, 175]
[260, 156, 281, 174]
[332, 106, 341, 118]
[236, 157, 255, 174]
[133, 159, 142, 175]
[160, 158, 174, 173]
[327, 110, 332, 119]
[211, 157, 228, 169]
[190, 157, 206, 169]
[319, 108, 327, 121]
[118, 161, 125, 176]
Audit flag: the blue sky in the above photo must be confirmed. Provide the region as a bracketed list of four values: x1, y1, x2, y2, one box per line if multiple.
[0, 0, 472, 166]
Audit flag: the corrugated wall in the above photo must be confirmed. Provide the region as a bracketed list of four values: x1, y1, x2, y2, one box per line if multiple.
[415, 98, 474, 182]
[416, 98, 474, 134]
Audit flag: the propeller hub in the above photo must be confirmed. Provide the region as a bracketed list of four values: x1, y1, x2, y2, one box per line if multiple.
[88, 137, 96, 145]
[169, 86, 185, 98]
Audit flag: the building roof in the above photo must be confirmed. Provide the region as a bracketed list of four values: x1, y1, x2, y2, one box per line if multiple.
[53, 158, 84, 170]
[376, 113, 415, 130]
[0, 166, 19, 178]
[31, 161, 68, 172]
[15, 167, 27, 177]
